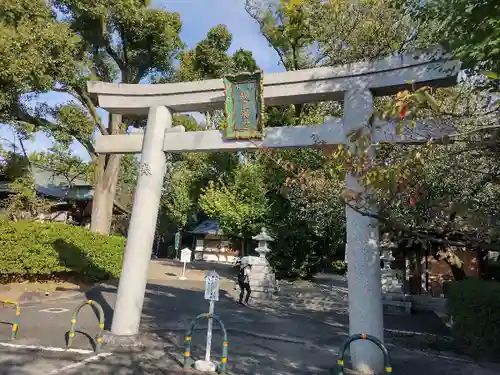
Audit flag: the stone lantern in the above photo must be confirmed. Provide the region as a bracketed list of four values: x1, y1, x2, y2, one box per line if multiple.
[239, 227, 277, 300]
[252, 227, 274, 261]
[380, 238, 412, 314]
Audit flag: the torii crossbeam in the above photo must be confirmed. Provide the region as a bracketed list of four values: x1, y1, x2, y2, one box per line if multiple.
[88, 47, 460, 374]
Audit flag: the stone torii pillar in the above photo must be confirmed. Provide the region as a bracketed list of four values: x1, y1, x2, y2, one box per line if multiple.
[87, 48, 460, 374]
[343, 87, 383, 372]
[110, 106, 172, 335]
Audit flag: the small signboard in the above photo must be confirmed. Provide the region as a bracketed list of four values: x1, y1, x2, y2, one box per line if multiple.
[204, 270, 220, 301]
[223, 70, 264, 140]
[180, 248, 192, 263]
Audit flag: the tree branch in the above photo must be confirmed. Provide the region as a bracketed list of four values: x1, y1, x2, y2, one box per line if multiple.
[376, 123, 500, 147]
[343, 199, 500, 250]
[244, 6, 288, 69]
[133, 36, 153, 84]
[13, 105, 98, 161]
[101, 18, 126, 75]
[52, 87, 81, 102]
[118, 24, 129, 68]
[76, 88, 108, 136]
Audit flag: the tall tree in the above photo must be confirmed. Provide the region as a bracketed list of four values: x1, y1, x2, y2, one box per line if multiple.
[246, 0, 433, 70]
[320, 0, 500, 279]
[199, 163, 269, 239]
[160, 25, 258, 231]
[241, 0, 441, 277]
[5, 0, 184, 234]
[178, 24, 258, 129]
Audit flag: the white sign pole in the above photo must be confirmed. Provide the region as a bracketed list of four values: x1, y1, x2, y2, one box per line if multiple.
[180, 261, 187, 280]
[179, 248, 192, 280]
[205, 299, 215, 362]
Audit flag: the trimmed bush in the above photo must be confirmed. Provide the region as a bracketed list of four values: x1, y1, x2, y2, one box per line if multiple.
[447, 278, 500, 357]
[0, 219, 125, 283]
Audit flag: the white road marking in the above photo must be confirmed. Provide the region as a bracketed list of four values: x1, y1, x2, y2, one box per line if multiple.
[0, 341, 95, 354]
[39, 308, 70, 314]
[49, 352, 113, 374]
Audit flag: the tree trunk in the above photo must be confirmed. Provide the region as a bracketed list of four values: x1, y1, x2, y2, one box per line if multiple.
[435, 247, 468, 281]
[90, 114, 123, 234]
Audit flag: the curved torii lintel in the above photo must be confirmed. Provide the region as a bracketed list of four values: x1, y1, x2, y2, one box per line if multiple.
[87, 47, 460, 115]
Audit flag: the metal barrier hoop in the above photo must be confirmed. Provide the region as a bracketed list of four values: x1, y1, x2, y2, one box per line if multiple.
[0, 300, 20, 340]
[335, 333, 392, 374]
[67, 299, 105, 352]
[183, 313, 229, 374]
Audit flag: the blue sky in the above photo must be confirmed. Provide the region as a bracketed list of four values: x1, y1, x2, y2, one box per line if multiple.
[7, 0, 281, 161]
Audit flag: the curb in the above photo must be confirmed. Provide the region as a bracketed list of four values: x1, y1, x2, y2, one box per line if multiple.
[18, 291, 84, 306]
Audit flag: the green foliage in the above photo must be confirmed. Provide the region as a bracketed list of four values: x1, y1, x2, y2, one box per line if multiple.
[447, 279, 500, 357]
[161, 151, 240, 231]
[117, 154, 139, 192]
[331, 260, 347, 274]
[54, 0, 184, 83]
[0, 151, 31, 180]
[49, 103, 97, 151]
[232, 49, 258, 73]
[0, 219, 125, 282]
[261, 149, 346, 278]
[400, 0, 500, 75]
[249, 0, 316, 70]
[178, 25, 257, 81]
[173, 114, 199, 132]
[333, 81, 500, 251]
[0, 0, 79, 116]
[160, 25, 257, 231]
[247, 0, 431, 70]
[29, 146, 93, 185]
[3, 0, 186, 233]
[0, 150, 51, 220]
[161, 165, 195, 229]
[199, 163, 269, 237]
[1, 175, 51, 221]
[176, 24, 258, 129]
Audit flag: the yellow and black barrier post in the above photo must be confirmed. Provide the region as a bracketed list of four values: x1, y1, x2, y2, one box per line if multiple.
[67, 299, 105, 352]
[335, 333, 392, 374]
[183, 313, 229, 373]
[0, 300, 20, 340]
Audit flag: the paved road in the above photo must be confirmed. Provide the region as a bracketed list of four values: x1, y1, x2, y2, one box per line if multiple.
[0, 275, 498, 374]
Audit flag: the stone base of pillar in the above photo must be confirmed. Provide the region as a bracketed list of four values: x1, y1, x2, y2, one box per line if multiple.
[102, 331, 145, 349]
[194, 360, 217, 372]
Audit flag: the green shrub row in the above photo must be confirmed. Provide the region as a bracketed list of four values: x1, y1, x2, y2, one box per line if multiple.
[447, 278, 500, 357]
[0, 219, 125, 282]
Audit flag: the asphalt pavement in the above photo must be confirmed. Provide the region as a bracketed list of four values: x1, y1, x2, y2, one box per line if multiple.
[0, 274, 498, 374]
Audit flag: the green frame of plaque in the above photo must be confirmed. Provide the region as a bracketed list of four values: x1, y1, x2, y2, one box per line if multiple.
[223, 70, 265, 140]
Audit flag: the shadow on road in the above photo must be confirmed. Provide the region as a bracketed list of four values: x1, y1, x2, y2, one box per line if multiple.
[37, 239, 465, 374]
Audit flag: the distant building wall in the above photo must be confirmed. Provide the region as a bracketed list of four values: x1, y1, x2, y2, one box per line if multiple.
[409, 251, 480, 296]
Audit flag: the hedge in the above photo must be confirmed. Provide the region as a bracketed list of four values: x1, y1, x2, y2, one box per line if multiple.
[0, 219, 125, 283]
[447, 278, 500, 357]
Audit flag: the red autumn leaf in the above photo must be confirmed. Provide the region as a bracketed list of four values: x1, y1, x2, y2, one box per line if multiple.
[409, 197, 416, 207]
[399, 104, 409, 119]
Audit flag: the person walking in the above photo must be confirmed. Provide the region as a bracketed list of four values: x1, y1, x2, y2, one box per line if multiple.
[237, 263, 252, 305]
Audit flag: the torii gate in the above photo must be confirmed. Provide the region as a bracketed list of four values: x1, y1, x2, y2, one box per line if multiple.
[88, 48, 460, 374]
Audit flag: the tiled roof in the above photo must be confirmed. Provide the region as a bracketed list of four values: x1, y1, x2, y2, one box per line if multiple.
[189, 220, 223, 235]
